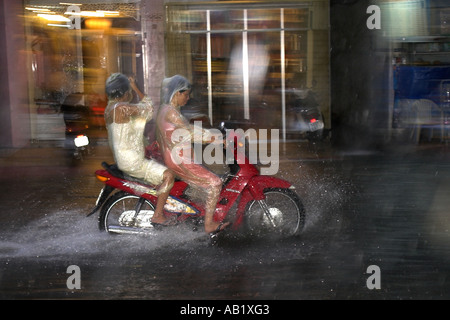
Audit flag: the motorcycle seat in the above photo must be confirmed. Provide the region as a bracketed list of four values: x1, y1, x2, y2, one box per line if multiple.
[101, 162, 182, 187]
[101, 162, 154, 186]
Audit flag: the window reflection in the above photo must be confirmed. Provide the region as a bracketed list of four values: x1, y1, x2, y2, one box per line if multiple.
[25, 1, 142, 139]
[166, 2, 329, 136]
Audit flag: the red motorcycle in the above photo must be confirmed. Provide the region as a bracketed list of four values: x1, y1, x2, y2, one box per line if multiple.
[87, 122, 305, 243]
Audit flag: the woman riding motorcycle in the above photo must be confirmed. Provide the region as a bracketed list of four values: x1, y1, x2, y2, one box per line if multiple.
[155, 75, 230, 235]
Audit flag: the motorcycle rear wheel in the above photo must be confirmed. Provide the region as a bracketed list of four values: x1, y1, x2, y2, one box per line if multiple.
[99, 191, 156, 235]
[245, 188, 305, 238]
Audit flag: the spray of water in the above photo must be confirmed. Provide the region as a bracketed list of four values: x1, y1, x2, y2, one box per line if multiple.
[0, 209, 209, 261]
[0, 159, 356, 270]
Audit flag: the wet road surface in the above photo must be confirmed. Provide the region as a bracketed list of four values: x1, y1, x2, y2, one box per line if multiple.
[0, 138, 449, 300]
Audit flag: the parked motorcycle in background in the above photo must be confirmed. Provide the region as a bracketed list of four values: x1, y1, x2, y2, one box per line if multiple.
[60, 93, 91, 162]
[285, 88, 325, 143]
[179, 88, 326, 146]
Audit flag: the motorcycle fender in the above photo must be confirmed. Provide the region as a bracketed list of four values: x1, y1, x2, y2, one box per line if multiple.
[234, 176, 292, 227]
[86, 185, 115, 217]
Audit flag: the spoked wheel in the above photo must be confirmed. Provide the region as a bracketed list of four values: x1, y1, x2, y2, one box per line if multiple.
[99, 191, 156, 235]
[245, 188, 305, 238]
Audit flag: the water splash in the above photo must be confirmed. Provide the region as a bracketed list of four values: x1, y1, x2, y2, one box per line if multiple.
[0, 209, 208, 261]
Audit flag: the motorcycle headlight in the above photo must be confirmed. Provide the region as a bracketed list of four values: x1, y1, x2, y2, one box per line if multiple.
[74, 135, 89, 147]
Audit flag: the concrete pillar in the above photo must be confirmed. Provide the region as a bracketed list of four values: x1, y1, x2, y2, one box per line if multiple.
[0, 0, 31, 148]
[141, 0, 166, 106]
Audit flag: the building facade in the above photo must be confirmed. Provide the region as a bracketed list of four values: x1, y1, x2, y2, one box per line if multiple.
[3, 0, 449, 150]
[0, 0, 330, 147]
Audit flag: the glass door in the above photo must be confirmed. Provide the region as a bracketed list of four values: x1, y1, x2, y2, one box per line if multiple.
[166, 1, 328, 138]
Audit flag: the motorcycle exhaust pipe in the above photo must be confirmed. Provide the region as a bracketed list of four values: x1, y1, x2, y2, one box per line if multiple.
[106, 225, 155, 235]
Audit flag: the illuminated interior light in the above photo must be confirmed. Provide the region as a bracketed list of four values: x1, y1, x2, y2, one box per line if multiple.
[25, 7, 50, 12]
[47, 23, 70, 28]
[81, 11, 105, 17]
[59, 2, 82, 5]
[64, 11, 106, 17]
[85, 19, 112, 29]
[64, 11, 94, 17]
[38, 14, 71, 22]
[96, 10, 120, 17]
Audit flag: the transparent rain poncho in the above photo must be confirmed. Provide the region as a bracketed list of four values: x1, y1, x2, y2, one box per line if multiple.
[156, 75, 222, 208]
[104, 73, 167, 189]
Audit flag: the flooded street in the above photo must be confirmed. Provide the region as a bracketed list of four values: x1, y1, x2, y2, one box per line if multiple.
[0, 140, 449, 300]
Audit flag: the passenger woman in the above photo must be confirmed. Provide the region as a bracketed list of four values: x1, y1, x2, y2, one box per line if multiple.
[104, 73, 175, 227]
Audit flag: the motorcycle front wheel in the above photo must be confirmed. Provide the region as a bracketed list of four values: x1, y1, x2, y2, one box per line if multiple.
[245, 188, 305, 238]
[99, 191, 157, 235]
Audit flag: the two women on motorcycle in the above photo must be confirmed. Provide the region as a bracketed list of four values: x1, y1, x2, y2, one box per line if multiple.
[105, 73, 229, 234]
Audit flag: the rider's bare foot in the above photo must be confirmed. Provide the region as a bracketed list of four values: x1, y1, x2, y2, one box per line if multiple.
[151, 214, 176, 226]
[204, 221, 231, 234]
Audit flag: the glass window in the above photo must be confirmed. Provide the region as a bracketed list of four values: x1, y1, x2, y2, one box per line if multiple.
[247, 9, 280, 30]
[210, 9, 243, 31]
[284, 8, 309, 30]
[166, 1, 330, 133]
[25, 1, 142, 135]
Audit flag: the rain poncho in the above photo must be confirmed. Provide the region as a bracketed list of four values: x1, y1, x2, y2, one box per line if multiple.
[104, 73, 167, 189]
[156, 75, 222, 208]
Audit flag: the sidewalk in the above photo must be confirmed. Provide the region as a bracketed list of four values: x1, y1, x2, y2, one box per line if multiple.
[0, 133, 111, 167]
[1, 134, 449, 168]
[0, 138, 336, 166]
